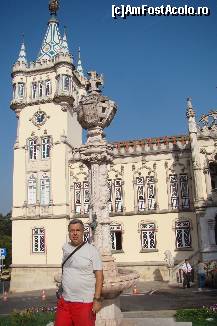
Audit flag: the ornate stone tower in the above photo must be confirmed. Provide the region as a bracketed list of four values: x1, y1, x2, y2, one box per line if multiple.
[10, 0, 86, 291]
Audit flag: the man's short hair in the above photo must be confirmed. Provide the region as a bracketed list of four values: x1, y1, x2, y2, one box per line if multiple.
[68, 219, 84, 231]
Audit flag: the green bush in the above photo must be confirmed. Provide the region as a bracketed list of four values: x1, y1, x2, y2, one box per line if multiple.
[176, 307, 217, 326]
[0, 311, 54, 326]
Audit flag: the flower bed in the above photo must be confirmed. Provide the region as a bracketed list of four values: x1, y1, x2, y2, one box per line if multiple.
[0, 307, 55, 326]
[176, 305, 217, 326]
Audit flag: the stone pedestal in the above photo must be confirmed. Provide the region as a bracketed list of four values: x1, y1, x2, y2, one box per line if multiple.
[96, 298, 122, 326]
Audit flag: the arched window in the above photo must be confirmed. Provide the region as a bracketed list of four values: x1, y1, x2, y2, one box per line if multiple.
[63, 75, 71, 92]
[28, 175, 37, 205]
[18, 82, 25, 98]
[32, 82, 37, 99]
[38, 81, 43, 97]
[110, 224, 122, 251]
[40, 175, 50, 206]
[45, 80, 51, 96]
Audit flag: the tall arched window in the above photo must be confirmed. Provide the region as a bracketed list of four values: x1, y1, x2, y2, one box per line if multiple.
[28, 175, 37, 205]
[40, 175, 50, 205]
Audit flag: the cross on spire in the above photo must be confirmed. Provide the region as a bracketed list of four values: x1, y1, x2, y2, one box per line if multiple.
[87, 71, 103, 93]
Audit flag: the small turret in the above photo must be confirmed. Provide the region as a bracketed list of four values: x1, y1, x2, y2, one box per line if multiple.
[16, 41, 27, 65]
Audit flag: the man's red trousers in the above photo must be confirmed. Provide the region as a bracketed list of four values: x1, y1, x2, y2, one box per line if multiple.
[55, 297, 96, 326]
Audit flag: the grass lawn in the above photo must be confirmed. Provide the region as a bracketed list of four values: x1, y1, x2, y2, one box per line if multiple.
[0, 312, 55, 326]
[176, 308, 217, 326]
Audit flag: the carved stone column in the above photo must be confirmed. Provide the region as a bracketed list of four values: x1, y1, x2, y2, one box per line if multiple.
[186, 98, 204, 203]
[73, 71, 139, 325]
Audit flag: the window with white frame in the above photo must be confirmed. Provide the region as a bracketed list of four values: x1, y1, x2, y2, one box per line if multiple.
[147, 176, 156, 210]
[175, 220, 191, 248]
[136, 176, 156, 212]
[38, 81, 43, 97]
[32, 82, 37, 99]
[28, 175, 37, 205]
[141, 223, 156, 249]
[110, 224, 122, 251]
[40, 175, 50, 205]
[74, 182, 82, 213]
[32, 228, 45, 253]
[45, 80, 51, 96]
[29, 138, 37, 160]
[114, 179, 123, 212]
[84, 224, 90, 243]
[136, 177, 145, 211]
[180, 174, 190, 209]
[18, 82, 25, 98]
[74, 181, 90, 214]
[83, 181, 90, 213]
[41, 137, 50, 159]
[170, 175, 179, 209]
[169, 174, 190, 210]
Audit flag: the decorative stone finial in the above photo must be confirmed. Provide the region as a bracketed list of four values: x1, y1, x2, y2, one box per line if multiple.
[86, 71, 103, 93]
[17, 38, 27, 64]
[77, 47, 84, 77]
[60, 29, 70, 55]
[186, 97, 195, 118]
[49, 0, 59, 16]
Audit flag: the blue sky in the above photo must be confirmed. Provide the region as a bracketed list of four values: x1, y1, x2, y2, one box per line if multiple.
[0, 0, 217, 214]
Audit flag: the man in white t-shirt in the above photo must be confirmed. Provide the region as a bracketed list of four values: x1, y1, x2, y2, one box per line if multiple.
[55, 219, 103, 326]
[181, 259, 192, 289]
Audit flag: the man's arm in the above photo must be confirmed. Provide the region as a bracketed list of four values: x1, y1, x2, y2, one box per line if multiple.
[92, 270, 104, 313]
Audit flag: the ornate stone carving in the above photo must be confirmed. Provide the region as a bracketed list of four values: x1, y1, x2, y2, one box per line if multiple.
[164, 250, 175, 268]
[73, 71, 139, 325]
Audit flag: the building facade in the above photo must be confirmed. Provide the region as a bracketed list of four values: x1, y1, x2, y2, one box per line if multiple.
[10, 1, 217, 291]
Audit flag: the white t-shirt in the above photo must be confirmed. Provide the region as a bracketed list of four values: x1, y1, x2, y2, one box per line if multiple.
[62, 242, 102, 303]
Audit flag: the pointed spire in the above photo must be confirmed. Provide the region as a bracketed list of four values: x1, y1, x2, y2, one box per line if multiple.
[77, 47, 84, 77]
[59, 28, 70, 55]
[37, 0, 62, 61]
[17, 37, 27, 64]
[186, 97, 195, 118]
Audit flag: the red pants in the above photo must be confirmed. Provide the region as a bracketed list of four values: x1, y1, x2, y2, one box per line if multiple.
[55, 297, 96, 326]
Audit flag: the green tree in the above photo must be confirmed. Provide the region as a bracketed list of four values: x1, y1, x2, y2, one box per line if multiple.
[0, 212, 12, 268]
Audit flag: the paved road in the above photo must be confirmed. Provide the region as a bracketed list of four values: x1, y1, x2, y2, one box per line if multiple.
[0, 285, 217, 316]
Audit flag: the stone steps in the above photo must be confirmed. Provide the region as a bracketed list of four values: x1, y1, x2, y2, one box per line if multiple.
[120, 318, 192, 326]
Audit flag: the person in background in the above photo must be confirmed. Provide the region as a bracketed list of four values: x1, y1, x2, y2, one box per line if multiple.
[197, 260, 206, 291]
[181, 259, 192, 289]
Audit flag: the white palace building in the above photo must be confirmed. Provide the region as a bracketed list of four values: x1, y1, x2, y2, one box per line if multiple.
[10, 1, 217, 291]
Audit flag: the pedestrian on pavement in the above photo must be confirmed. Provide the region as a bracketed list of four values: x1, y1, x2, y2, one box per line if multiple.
[181, 259, 192, 289]
[55, 219, 104, 326]
[197, 260, 206, 291]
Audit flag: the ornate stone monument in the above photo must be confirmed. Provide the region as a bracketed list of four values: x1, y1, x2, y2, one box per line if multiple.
[73, 71, 139, 325]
